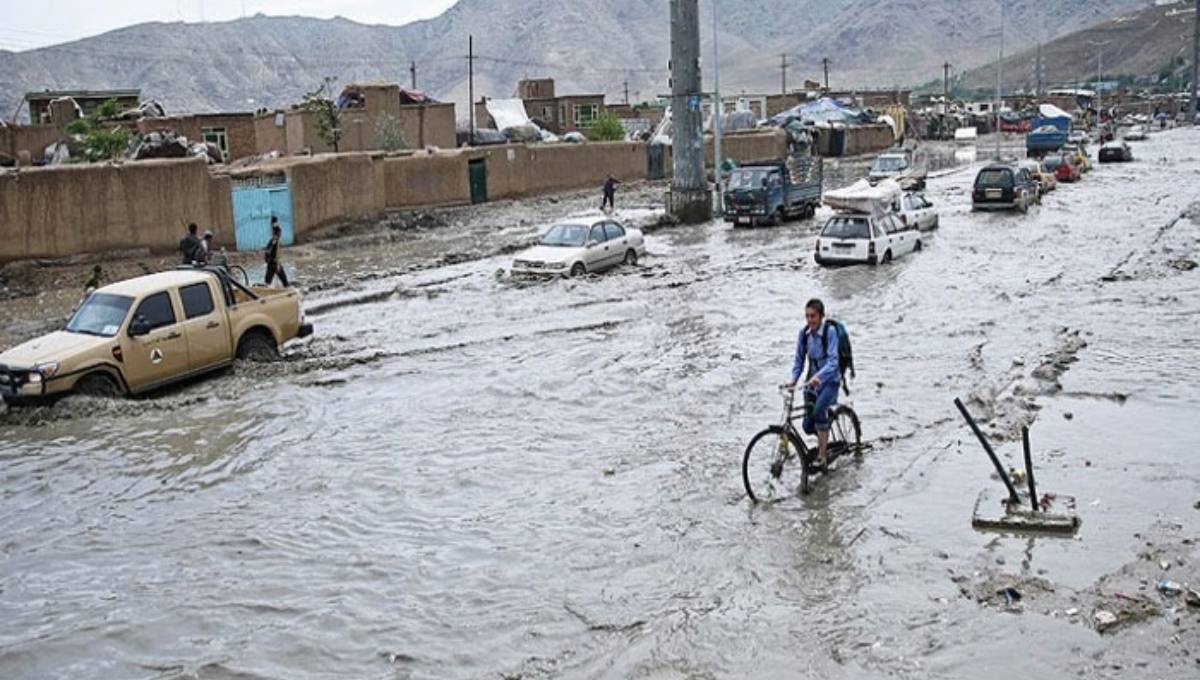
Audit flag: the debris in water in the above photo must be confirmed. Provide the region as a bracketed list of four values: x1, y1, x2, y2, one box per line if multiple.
[1093, 609, 1119, 632]
[1159, 560, 1171, 571]
[1063, 412, 1074, 420]
[1186, 588, 1200, 608]
[1157, 580, 1183, 597]
[1168, 258, 1197, 271]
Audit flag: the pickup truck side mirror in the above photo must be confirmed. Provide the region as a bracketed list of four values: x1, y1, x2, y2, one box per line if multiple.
[129, 317, 151, 337]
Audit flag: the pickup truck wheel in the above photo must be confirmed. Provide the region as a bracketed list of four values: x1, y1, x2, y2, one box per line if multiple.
[623, 249, 638, 266]
[237, 331, 279, 362]
[75, 373, 121, 398]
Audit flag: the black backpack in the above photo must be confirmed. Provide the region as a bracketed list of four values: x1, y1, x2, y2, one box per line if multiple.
[801, 319, 856, 394]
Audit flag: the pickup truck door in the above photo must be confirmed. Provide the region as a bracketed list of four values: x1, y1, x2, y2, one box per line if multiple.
[179, 280, 233, 371]
[123, 290, 190, 392]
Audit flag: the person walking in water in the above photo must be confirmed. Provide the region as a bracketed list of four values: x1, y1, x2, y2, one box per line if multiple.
[601, 175, 621, 212]
[263, 217, 289, 287]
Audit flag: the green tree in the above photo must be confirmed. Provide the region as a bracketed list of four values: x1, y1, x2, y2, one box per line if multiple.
[585, 112, 626, 142]
[300, 77, 343, 152]
[65, 97, 132, 162]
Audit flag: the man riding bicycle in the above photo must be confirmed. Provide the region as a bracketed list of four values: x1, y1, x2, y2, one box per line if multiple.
[785, 298, 840, 470]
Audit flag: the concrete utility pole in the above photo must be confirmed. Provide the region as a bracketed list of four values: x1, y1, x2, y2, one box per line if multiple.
[468, 35, 475, 144]
[823, 57, 830, 90]
[669, 0, 712, 223]
[1191, 0, 1200, 122]
[624, 80, 630, 105]
[995, 1, 1004, 161]
[1035, 43, 1043, 98]
[780, 53, 788, 94]
[713, 0, 723, 214]
[942, 61, 951, 139]
[410, 61, 417, 90]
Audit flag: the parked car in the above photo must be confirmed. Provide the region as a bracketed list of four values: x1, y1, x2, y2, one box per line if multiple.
[971, 164, 1039, 213]
[814, 211, 923, 266]
[1042, 154, 1080, 183]
[1099, 140, 1134, 163]
[1123, 125, 1148, 141]
[1016, 159, 1053, 198]
[0, 269, 312, 402]
[893, 192, 940, 231]
[1063, 143, 1091, 173]
[511, 220, 645, 277]
[868, 151, 926, 190]
[723, 158, 823, 226]
[1067, 130, 1088, 146]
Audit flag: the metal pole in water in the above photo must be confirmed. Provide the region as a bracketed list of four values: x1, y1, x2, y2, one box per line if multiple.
[954, 398, 1021, 505]
[712, 0, 723, 214]
[1022, 426, 1039, 511]
[994, 1, 1004, 161]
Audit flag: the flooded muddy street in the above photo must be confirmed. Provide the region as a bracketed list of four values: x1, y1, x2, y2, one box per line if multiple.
[3, 131, 1200, 679]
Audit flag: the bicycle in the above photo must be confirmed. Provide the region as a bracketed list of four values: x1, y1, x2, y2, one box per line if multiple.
[742, 385, 862, 502]
[210, 249, 250, 288]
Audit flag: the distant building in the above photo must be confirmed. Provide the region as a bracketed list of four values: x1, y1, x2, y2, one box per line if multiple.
[25, 89, 140, 124]
[478, 79, 608, 135]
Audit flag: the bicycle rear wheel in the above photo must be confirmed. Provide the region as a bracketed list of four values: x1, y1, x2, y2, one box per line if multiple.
[827, 405, 862, 458]
[742, 426, 811, 502]
[227, 265, 250, 287]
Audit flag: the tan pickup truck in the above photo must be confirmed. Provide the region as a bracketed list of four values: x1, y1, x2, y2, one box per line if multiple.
[0, 268, 312, 401]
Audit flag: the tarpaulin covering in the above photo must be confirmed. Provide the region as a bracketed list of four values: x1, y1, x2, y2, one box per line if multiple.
[824, 178, 901, 215]
[486, 99, 534, 132]
[1038, 103, 1071, 120]
[770, 97, 873, 127]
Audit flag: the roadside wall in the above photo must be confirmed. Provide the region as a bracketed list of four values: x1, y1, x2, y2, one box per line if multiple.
[0, 158, 233, 262]
[398, 103, 456, 149]
[384, 152, 469, 207]
[282, 153, 386, 236]
[844, 124, 895, 156]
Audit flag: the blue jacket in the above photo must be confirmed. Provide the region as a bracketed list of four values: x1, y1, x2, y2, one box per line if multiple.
[791, 322, 840, 386]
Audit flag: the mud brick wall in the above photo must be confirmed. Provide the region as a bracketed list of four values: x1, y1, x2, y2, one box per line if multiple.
[284, 153, 386, 236]
[254, 113, 288, 155]
[383, 152, 470, 208]
[705, 129, 790, 165]
[2, 124, 65, 164]
[397, 104, 456, 150]
[843, 124, 896, 156]
[0, 158, 233, 262]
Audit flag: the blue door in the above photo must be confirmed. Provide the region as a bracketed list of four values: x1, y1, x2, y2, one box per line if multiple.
[232, 182, 294, 252]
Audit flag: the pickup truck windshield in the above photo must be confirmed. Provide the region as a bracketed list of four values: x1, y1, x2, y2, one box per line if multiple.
[871, 156, 907, 173]
[821, 217, 871, 239]
[66, 293, 134, 337]
[976, 169, 1013, 188]
[540, 224, 589, 247]
[728, 168, 775, 190]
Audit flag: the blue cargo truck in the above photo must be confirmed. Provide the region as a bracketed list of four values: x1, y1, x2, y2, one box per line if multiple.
[1026, 116, 1070, 157]
[723, 156, 823, 226]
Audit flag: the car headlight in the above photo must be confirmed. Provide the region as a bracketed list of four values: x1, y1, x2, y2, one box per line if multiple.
[36, 362, 59, 379]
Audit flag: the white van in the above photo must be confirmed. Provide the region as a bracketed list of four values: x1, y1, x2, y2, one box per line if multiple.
[814, 211, 922, 266]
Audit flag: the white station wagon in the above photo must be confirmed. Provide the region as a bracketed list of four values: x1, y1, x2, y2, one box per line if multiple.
[814, 211, 923, 266]
[512, 220, 646, 277]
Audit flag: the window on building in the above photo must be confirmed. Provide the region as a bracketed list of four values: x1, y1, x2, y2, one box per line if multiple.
[202, 127, 229, 162]
[574, 104, 599, 127]
[542, 106, 554, 120]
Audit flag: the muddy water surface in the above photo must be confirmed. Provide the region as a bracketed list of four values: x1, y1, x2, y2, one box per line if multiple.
[3, 132, 1200, 679]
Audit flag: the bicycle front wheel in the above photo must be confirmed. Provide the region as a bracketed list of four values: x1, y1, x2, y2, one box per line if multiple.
[743, 426, 810, 502]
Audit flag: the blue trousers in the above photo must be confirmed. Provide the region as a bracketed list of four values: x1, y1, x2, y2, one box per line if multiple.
[802, 381, 839, 435]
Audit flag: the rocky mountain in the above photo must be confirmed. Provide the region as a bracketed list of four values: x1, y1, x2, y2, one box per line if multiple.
[0, 0, 1148, 123]
[960, 0, 1198, 93]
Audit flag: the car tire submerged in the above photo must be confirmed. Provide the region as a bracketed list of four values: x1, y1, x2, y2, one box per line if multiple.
[624, 250, 638, 266]
[75, 372, 122, 398]
[236, 330, 279, 362]
[570, 262, 587, 278]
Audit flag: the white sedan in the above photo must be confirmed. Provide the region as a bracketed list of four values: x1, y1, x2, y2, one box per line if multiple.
[512, 220, 645, 277]
[893, 192, 939, 232]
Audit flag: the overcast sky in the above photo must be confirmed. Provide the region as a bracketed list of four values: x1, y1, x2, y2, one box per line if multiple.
[0, 0, 459, 51]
